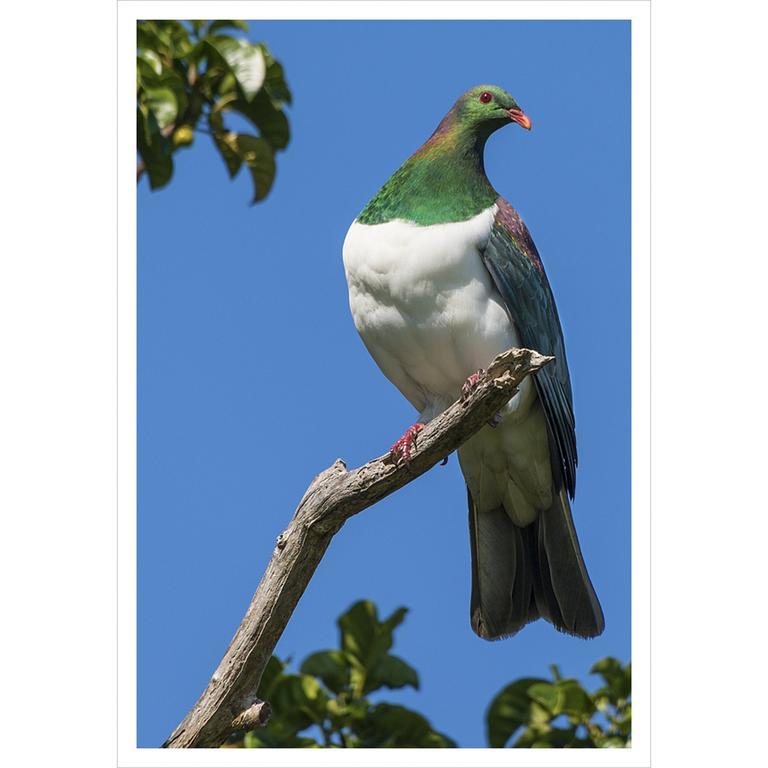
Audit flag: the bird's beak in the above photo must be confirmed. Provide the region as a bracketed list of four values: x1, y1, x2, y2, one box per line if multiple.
[507, 107, 532, 130]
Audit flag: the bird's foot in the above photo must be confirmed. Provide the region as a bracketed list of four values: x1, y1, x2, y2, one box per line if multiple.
[389, 423, 425, 466]
[487, 411, 503, 428]
[461, 369, 485, 401]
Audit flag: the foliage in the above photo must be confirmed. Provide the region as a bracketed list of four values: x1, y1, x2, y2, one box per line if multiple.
[136, 20, 291, 202]
[486, 658, 631, 748]
[223, 599, 630, 749]
[224, 600, 456, 748]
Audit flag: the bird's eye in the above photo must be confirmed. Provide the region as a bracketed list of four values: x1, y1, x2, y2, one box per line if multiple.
[479, 91, 493, 104]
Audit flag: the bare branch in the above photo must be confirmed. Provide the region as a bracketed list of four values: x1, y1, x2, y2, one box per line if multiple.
[162, 347, 553, 748]
[230, 699, 271, 732]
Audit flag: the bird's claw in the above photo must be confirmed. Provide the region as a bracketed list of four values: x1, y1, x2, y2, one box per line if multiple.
[389, 423, 425, 466]
[461, 369, 485, 401]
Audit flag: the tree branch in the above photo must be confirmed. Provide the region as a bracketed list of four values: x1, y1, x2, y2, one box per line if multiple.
[162, 347, 553, 748]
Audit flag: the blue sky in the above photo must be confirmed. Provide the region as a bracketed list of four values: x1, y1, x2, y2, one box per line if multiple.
[138, 20, 631, 748]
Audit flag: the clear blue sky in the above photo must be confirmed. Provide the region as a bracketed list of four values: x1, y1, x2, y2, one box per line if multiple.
[138, 20, 631, 748]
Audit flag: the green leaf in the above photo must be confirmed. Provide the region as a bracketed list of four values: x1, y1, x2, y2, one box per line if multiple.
[242, 730, 259, 747]
[590, 657, 631, 702]
[365, 653, 419, 694]
[256, 655, 287, 700]
[382, 606, 409, 634]
[244, 727, 320, 748]
[616, 702, 632, 735]
[142, 70, 188, 126]
[261, 48, 292, 105]
[355, 704, 456, 748]
[529, 700, 553, 726]
[137, 50, 162, 77]
[300, 674, 322, 701]
[326, 695, 368, 723]
[337, 601, 407, 680]
[600, 736, 628, 748]
[231, 91, 290, 150]
[208, 20, 249, 34]
[336, 602, 412, 698]
[267, 673, 328, 731]
[300, 650, 350, 694]
[137, 143, 172, 190]
[137, 105, 173, 190]
[528, 680, 596, 718]
[338, 600, 381, 663]
[215, 134, 241, 177]
[527, 682, 560, 713]
[217, 72, 237, 97]
[137, 102, 153, 146]
[185, 37, 209, 66]
[207, 37, 266, 100]
[485, 677, 549, 747]
[152, 20, 191, 57]
[555, 679, 595, 718]
[208, 111, 242, 178]
[234, 135, 276, 203]
[514, 725, 590, 748]
[137, 22, 168, 56]
[142, 85, 178, 129]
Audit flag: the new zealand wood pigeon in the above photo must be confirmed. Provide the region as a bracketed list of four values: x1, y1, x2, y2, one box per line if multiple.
[342, 85, 604, 640]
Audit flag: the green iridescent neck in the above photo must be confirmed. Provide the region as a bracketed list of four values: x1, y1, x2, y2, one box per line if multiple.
[357, 111, 498, 226]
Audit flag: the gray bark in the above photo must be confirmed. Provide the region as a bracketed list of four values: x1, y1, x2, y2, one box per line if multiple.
[162, 347, 552, 748]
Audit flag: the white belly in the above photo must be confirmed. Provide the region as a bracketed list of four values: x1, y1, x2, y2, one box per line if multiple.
[342, 205, 551, 523]
[342, 205, 533, 421]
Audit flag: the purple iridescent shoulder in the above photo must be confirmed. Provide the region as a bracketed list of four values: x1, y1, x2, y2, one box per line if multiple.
[493, 197, 544, 271]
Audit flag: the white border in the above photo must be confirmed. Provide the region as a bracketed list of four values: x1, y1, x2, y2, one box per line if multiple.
[118, 2, 650, 766]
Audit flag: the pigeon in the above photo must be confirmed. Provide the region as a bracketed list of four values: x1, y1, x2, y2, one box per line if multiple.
[342, 85, 604, 640]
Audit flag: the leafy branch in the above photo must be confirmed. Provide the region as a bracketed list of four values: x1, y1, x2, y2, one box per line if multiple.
[220, 599, 631, 749]
[136, 20, 291, 203]
[225, 601, 455, 748]
[487, 657, 632, 747]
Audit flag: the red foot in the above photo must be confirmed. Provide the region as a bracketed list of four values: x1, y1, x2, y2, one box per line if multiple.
[389, 423, 425, 465]
[461, 369, 485, 400]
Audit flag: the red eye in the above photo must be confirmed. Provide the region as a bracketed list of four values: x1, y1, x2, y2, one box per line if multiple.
[479, 91, 493, 104]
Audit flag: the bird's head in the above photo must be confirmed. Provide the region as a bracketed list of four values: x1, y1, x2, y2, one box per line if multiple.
[450, 85, 532, 136]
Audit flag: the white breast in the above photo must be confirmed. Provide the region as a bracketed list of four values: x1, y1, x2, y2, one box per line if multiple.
[342, 205, 533, 421]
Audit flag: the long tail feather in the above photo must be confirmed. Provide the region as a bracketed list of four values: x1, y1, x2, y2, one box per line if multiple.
[468, 487, 604, 640]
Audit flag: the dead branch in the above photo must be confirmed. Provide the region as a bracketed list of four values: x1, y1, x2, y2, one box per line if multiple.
[162, 347, 553, 748]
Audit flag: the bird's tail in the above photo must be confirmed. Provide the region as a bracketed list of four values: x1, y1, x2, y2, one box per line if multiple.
[467, 486, 605, 640]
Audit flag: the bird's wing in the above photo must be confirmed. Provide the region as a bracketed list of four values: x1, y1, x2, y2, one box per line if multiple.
[480, 197, 577, 497]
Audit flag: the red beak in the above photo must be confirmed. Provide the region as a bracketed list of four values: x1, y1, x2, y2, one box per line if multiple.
[507, 107, 532, 130]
